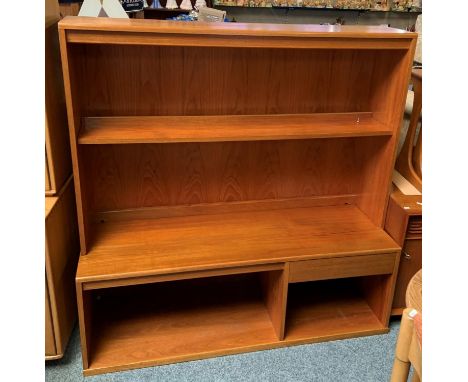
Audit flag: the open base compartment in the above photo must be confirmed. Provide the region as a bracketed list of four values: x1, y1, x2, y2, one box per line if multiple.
[81, 272, 285, 375]
[285, 277, 389, 343]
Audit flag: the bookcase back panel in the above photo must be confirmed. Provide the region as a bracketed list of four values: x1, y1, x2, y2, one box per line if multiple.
[70, 44, 405, 118]
[82, 137, 388, 212]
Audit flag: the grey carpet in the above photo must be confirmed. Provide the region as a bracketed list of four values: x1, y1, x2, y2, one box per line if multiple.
[46, 318, 402, 381]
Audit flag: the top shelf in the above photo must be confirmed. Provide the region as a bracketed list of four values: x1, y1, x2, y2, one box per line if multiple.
[78, 113, 391, 144]
[60, 17, 415, 38]
[60, 17, 416, 49]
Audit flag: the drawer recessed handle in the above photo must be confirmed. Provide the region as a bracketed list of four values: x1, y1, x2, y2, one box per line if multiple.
[403, 251, 412, 260]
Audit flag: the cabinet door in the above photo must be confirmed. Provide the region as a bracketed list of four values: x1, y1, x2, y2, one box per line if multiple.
[392, 239, 422, 310]
[45, 279, 56, 357]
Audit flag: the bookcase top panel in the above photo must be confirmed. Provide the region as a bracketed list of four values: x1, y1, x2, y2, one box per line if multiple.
[60, 17, 415, 38]
[59, 17, 416, 49]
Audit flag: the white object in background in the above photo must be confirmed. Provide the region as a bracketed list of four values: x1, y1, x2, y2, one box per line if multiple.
[393, 170, 422, 196]
[165, 0, 179, 8]
[78, 0, 129, 18]
[415, 14, 422, 63]
[195, 0, 207, 9]
[198, 7, 225, 22]
[180, 0, 193, 9]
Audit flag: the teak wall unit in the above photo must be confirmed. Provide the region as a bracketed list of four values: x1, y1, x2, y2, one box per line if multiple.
[58, 17, 416, 376]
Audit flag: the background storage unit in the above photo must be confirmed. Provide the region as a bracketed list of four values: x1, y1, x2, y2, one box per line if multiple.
[58, 18, 416, 375]
[46, 0, 73, 195]
[385, 188, 422, 314]
[45, 177, 80, 359]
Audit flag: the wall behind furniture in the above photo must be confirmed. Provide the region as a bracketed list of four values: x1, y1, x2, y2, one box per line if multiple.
[217, 7, 419, 30]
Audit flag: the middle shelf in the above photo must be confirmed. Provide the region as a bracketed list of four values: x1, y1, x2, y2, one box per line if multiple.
[78, 112, 391, 144]
[77, 203, 399, 283]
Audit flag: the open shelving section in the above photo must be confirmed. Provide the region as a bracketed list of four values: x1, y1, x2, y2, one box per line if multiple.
[59, 17, 416, 375]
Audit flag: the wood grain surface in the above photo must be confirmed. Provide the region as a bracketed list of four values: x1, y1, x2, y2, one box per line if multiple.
[45, 178, 80, 358]
[289, 253, 396, 283]
[45, 278, 57, 356]
[82, 274, 388, 375]
[385, 188, 422, 313]
[45, 21, 72, 195]
[285, 278, 385, 340]
[70, 45, 403, 117]
[385, 189, 422, 246]
[393, 239, 422, 310]
[59, 18, 416, 50]
[405, 269, 422, 312]
[87, 275, 278, 372]
[82, 138, 387, 212]
[59, 17, 415, 37]
[396, 68, 422, 191]
[261, 267, 289, 340]
[76, 204, 399, 282]
[58, 19, 416, 375]
[78, 113, 391, 144]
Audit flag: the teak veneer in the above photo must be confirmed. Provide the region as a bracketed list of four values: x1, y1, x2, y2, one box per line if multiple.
[78, 113, 391, 144]
[59, 17, 416, 375]
[77, 204, 399, 284]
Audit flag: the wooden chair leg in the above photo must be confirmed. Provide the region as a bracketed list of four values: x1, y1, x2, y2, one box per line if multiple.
[390, 308, 418, 382]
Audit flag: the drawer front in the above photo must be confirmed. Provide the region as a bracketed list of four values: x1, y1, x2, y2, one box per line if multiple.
[289, 253, 397, 283]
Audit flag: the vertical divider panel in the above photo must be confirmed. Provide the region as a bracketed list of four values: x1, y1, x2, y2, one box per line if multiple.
[261, 264, 289, 340]
[359, 251, 401, 326]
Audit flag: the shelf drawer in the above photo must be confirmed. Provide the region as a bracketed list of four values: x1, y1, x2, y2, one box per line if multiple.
[288, 253, 397, 283]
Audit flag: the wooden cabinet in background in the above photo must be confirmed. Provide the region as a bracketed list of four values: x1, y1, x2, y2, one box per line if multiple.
[59, 18, 416, 375]
[45, 280, 56, 357]
[46, 0, 72, 195]
[45, 177, 80, 360]
[385, 188, 422, 315]
[58, 1, 83, 17]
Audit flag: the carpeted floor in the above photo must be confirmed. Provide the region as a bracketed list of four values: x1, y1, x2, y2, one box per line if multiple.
[46, 318, 402, 382]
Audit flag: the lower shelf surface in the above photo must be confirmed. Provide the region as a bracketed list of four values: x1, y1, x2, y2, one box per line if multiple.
[285, 278, 385, 341]
[88, 275, 278, 373]
[78, 203, 399, 283]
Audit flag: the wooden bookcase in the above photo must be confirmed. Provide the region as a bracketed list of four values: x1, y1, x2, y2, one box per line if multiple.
[58, 17, 416, 375]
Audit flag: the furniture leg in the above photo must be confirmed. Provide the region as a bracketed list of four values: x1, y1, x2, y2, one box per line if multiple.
[390, 308, 417, 382]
